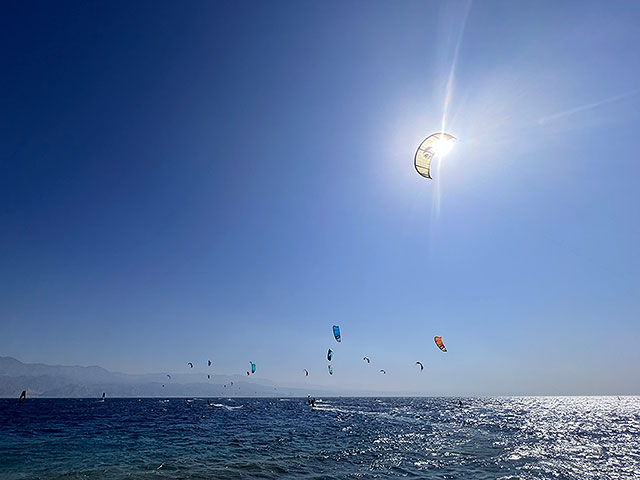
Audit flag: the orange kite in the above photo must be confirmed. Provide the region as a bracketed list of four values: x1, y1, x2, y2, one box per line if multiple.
[434, 336, 447, 352]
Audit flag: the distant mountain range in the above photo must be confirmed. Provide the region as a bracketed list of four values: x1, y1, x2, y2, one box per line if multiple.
[0, 356, 325, 398]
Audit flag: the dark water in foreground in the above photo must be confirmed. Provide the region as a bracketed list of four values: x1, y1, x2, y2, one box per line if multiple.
[1, 397, 639, 479]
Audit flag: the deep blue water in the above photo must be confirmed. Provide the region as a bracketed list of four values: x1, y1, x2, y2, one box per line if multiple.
[1, 397, 639, 479]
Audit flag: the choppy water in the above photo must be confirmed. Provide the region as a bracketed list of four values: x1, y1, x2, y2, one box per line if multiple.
[1, 397, 639, 479]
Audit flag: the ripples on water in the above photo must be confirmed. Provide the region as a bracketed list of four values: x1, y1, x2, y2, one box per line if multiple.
[1, 397, 638, 479]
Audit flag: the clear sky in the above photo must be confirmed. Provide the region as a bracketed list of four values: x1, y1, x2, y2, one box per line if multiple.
[2, 1, 639, 395]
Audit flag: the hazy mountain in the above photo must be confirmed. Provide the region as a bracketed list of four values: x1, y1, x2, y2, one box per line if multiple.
[0, 357, 331, 398]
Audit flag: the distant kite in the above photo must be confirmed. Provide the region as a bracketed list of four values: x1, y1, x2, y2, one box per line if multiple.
[414, 132, 456, 179]
[18, 390, 26, 404]
[328, 365, 334, 375]
[333, 325, 341, 342]
[207, 374, 210, 379]
[167, 374, 172, 379]
[416, 361, 424, 371]
[434, 336, 447, 352]
[304, 369, 309, 376]
[363, 357, 370, 363]
[379, 369, 386, 375]
[327, 349, 333, 361]
[246, 371, 250, 376]
[208, 360, 211, 367]
[249, 361, 256, 374]
[188, 362, 194, 368]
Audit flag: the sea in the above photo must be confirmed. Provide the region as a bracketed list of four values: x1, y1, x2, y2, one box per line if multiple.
[1, 396, 638, 479]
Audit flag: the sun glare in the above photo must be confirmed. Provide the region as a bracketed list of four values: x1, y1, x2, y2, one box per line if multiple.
[432, 136, 455, 158]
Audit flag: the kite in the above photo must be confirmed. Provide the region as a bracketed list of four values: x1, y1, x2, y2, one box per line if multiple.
[379, 369, 386, 375]
[207, 374, 210, 379]
[416, 361, 424, 371]
[304, 369, 309, 376]
[414, 132, 456, 179]
[188, 362, 194, 368]
[328, 365, 334, 375]
[246, 371, 250, 376]
[249, 361, 256, 374]
[18, 390, 26, 404]
[327, 349, 333, 361]
[434, 336, 447, 352]
[167, 374, 172, 379]
[208, 360, 211, 367]
[363, 357, 370, 363]
[333, 325, 341, 342]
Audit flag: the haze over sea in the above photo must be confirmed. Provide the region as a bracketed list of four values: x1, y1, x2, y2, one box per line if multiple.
[2, 396, 639, 479]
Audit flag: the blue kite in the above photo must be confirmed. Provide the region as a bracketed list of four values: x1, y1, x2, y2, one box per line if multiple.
[333, 325, 341, 343]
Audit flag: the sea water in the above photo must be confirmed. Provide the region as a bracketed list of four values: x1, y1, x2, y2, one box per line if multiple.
[1, 396, 638, 479]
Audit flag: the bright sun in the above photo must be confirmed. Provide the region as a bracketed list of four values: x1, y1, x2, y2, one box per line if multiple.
[431, 136, 455, 157]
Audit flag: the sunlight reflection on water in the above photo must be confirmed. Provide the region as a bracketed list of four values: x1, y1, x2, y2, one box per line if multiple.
[1, 396, 638, 479]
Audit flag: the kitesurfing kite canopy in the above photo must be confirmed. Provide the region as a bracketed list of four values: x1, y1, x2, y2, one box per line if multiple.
[363, 356, 370, 363]
[332, 325, 341, 342]
[249, 361, 256, 374]
[328, 365, 334, 375]
[327, 349, 333, 361]
[416, 361, 424, 371]
[304, 369, 309, 376]
[414, 132, 456, 179]
[434, 336, 447, 352]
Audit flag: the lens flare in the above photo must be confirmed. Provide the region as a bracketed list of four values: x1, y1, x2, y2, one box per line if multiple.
[432, 136, 455, 158]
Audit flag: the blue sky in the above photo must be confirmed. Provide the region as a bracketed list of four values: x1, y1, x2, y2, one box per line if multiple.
[2, 1, 639, 395]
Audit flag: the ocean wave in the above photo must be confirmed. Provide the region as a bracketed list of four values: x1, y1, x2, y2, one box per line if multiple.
[2, 397, 638, 479]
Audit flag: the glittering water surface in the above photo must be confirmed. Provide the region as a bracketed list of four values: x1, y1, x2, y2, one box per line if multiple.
[1, 397, 639, 479]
